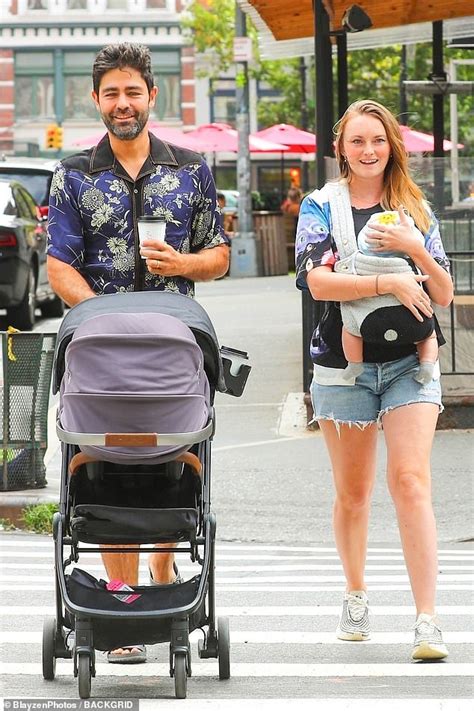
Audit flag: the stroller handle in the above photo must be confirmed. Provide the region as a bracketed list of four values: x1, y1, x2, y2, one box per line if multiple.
[56, 420, 214, 447]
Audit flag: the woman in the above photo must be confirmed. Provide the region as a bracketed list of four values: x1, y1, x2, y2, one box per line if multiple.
[295, 100, 453, 660]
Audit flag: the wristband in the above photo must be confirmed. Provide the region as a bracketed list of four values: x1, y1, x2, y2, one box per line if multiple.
[375, 275, 381, 295]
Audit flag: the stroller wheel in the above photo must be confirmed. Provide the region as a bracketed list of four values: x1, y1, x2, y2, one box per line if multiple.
[174, 652, 187, 699]
[217, 616, 230, 680]
[78, 653, 91, 699]
[42, 617, 57, 680]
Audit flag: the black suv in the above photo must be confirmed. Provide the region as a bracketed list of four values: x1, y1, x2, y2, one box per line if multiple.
[0, 178, 63, 329]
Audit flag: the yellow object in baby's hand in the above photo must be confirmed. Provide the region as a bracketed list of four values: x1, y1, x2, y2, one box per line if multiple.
[373, 211, 399, 225]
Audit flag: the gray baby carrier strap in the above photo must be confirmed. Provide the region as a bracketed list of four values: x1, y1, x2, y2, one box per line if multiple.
[327, 182, 412, 338]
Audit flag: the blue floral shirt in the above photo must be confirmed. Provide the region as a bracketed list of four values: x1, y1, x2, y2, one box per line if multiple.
[47, 133, 229, 297]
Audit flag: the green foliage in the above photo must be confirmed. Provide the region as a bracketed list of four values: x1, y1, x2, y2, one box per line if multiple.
[251, 190, 264, 209]
[257, 58, 316, 130]
[0, 517, 16, 531]
[184, 0, 473, 151]
[22, 503, 58, 534]
[348, 44, 473, 154]
[182, 0, 236, 78]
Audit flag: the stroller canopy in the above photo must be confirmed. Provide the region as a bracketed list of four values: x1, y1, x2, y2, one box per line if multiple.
[53, 291, 225, 395]
[59, 309, 212, 464]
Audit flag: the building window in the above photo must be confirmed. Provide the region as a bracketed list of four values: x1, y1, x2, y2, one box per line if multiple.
[15, 52, 54, 120]
[16, 76, 54, 119]
[67, 0, 88, 8]
[14, 49, 181, 122]
[63, 51, 96, 120]
[64, 77, 97, 120]
[152, 74, 180, 120]
[106, 0, 128, 9]
[146, 0, 167, 7]
[27, 0, 48, 8]
[210, 78, 236, 126]
[150, 50, 181, 121]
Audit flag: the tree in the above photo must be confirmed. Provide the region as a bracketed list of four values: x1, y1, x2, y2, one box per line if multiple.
[183, 1, 473, 151]
[347, 43, 473, 154]
[183, 0, 310, 129]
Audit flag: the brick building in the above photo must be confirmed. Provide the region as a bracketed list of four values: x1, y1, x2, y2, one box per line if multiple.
[0, 0, 196, 154]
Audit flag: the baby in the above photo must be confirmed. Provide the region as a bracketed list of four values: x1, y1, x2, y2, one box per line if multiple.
[342, 211, 438, 385]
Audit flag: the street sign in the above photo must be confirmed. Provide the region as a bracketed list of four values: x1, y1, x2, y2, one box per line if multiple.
[233, 36, 253, 63]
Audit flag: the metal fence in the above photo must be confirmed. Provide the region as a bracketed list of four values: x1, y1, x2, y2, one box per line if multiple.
[1, 332, 56, 491]
[302, 208, 474, 392]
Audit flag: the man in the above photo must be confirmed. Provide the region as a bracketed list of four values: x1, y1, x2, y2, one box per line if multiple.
[47, 42, 229, 664]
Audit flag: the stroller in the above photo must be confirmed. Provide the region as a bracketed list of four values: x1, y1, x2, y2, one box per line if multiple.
[42, 291, 250, 699]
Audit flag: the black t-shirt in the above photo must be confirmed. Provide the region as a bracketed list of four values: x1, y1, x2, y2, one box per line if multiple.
[314, 204, 444, 366]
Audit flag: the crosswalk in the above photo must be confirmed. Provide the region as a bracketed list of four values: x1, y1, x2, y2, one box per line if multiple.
[0, 533, 473, 708]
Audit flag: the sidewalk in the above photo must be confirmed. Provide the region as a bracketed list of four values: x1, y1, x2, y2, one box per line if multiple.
[1, 275, 472, 529]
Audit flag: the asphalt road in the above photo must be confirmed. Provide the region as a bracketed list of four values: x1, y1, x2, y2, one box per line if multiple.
[0, 275, 472, 708]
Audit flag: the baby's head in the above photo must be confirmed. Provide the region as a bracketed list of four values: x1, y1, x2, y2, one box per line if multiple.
[358, 210, 424, 257]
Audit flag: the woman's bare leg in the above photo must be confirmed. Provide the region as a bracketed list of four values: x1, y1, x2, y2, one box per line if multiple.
[383, 403, 439, 614]
[318, 420, 378, 591]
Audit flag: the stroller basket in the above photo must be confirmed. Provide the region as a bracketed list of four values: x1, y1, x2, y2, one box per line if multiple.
[66, 568, 206, 650]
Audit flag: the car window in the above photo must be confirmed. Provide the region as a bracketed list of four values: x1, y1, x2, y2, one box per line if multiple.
[18, 185, 38, 220]
[0, 182, 17, 216]
[12, 186, 31, 219]
[0, 170, 51, 206]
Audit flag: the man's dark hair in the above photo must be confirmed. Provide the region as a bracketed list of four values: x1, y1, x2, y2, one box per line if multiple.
[92, 43, 154, 95]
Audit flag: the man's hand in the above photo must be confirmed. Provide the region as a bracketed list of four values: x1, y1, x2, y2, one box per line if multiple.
[47, 256, 96, 307]
[140, 239, 187, 277]
[140, 240, 229, 281]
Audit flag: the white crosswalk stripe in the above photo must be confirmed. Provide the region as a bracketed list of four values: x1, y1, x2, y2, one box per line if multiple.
[0, 532, 473, 705]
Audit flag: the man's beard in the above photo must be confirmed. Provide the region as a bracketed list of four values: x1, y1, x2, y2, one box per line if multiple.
[101, 108, 149, 140]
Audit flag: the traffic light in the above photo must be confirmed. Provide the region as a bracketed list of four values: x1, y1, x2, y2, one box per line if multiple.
[289, 167, 301, 188]
[45, 124, 63, 150]
[45, 124, 56, 149]
[53, 126, 63, 150]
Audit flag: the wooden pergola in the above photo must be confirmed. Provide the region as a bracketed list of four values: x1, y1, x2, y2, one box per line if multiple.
[244, 1, 474, 40]
[242, 1, 473, 206]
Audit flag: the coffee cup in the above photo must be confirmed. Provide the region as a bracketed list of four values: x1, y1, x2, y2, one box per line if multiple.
[137, 215, 166, 258]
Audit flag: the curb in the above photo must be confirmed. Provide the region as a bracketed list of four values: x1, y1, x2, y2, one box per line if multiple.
[0, 488, 58, 528]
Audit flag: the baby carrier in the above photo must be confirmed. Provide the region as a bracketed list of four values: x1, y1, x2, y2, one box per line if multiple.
[42, 291, 250, 699]
[327, 182, 434, 346]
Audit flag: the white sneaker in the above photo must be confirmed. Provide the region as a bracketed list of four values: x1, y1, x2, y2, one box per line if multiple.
[412, 613, 449, 660]
[336, 590, 370, 641]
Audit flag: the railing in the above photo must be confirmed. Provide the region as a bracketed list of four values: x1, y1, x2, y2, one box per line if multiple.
[301, 208, 474, 392]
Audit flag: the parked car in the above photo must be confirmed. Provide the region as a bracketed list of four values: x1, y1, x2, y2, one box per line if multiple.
[0, 178, 63, 329]
[0, 156, 58, 218]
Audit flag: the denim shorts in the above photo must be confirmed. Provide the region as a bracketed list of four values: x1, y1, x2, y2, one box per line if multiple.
[310, 354, 442, 427]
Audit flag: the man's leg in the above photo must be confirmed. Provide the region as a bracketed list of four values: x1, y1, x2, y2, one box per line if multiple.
[101, 545, 139, 585]
[101, 545, 143, 661]
[149, 543, 178, 583]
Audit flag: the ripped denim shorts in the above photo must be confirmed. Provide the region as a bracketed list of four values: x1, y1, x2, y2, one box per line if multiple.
[310, 353, 442, 427]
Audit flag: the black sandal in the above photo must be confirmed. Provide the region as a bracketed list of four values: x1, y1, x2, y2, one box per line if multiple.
[107, 644, 147, 664]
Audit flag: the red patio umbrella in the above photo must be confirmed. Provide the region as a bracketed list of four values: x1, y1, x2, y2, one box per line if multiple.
[185, 122, 288, 179]
[399, 125, 464, 152]
[185, 123, 289, 153]
[253, 123, 317, 153]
